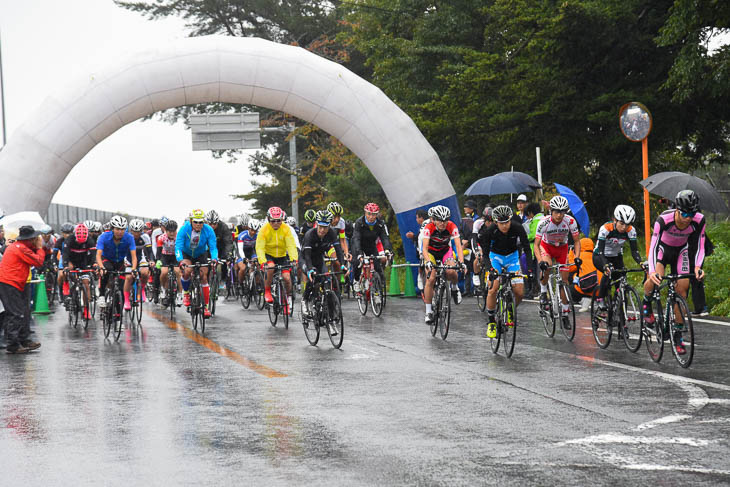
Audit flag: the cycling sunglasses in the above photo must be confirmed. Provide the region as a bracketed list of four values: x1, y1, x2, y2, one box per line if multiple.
[269, 219, 282, 223]
[680, 211, 696, 218]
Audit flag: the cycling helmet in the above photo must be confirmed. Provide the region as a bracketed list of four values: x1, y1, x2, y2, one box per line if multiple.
[189, 209, 205, 222]
[249, 219, 262, 231]
[83, 219, 94, 230]
[40, 224, 53, 235]
[129, 219, 145, 232]
[160, 216, 169, 227]
[429, 205, 451, 221]
[60, 222, 74, 233]
[492, 205, 513, 223]
[286, 216, 296, 227]
[675, 189, 700, 213]
[102, 222, 111, 232]
[364, 202, 380, 213]
[304, 209, 317, 223]
[110, 215, 127, 229]
[613, 205, 636, 224]
[144, 222, 152, 231]
[549, 195, 570, 211]
[315, 210, 334, 225]
[205, 210, 220, 224]
[483, 206, 493, 219]
[165, 219, 178, 231]
[267, 206, 285, 221]
[327, 201, 344, 216]
[92, 221, 102, 232]
[74, 223, 89, 243]
[151, 219, 160, 228]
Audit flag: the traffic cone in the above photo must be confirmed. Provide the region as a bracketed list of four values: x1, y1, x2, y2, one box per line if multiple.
[33, 274, 53, 314]
[388, 267, 402, 296]
[404, 267, 417, 298]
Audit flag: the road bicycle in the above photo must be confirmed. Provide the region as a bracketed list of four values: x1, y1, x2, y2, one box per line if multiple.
[224, 257, 239, 301]
[183, 261, 211, 334]
[44, 264, 59, 306]
[267, 263, 294, 329]
[645, 273, 696, 368]
[355, 254, 388, 317]
[161, 261, 180, 320]
[538, 262, 578, 341]
[127, 263, 149, 326]
[101, 269, 132, 341]
[208, 260, 221, 316]
[427, 263, 462, 340]
[301, 271, 344, 349]
[146, 265, 161, 305]
[488, 269, 522, 358]
[590, 267, 645, 351]
[65, 269, 94, 330]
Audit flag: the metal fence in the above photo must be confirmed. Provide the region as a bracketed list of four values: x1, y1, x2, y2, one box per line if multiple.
[45, 203, 153, 231]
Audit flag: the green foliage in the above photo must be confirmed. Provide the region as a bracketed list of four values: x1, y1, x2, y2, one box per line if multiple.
[704, 222, 730, 316]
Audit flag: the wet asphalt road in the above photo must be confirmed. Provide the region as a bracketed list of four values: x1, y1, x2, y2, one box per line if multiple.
[2, 292, 730, 486]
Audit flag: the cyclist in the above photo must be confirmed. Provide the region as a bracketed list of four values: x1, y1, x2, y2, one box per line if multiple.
[472, 206, 494, 289]
[235, 218, 260, 288]
[155, 219, 181, 307]
[206, 210, 233, 292]
[478, 205, 532, 338]
[299, 209, 317, 244]
[61, 223, 95, 318]
[256, 207, 298, 306]
[421, 205, 467, 324]
[352, 203, 392, 293]
[534, 195, 582, 329]
[128, 219, 154, 304]
[592, 205, 643, 310]
[643, 190, 706, 355]
[175, 209, 218, 318]
[54, 222, 75, 303]
[301, 210, 346, 333]
[95, 215, 137, 311]
[327, 202, 352, 259]
[151, 216, 167, 257]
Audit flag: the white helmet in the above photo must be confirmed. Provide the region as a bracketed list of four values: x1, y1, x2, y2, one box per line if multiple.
[613, 205, 636, 224]
[286, 216, 296, 226]
[492, 205, 513, 223]
[110, 215, 128, 229]
[83, 219, 94, 229]
[249, 219, 262, 231]
[549, 195, 570, 211]
[428, 205, 451, 221]
[92, 221, 103, 232]
[129, 218, 145, 232]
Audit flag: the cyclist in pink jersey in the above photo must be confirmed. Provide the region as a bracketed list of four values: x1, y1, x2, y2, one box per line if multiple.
[533, 196, 582, 327]
[642, 190, 706, 355]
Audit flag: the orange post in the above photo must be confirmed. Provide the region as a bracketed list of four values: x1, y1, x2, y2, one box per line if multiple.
[642, 138, 650, 255]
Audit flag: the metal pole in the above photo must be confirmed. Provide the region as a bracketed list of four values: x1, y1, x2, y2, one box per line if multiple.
[0, 29, 7, 147]
[536, 147, 543, 200]
[289, 126, 298, 223]
[642, 138, 650, 255]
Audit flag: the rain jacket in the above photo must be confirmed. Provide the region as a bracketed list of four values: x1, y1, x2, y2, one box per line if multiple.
[0, 240, 45, 291]
[567, 237, 603, 297]
[175, 221, 218, 261]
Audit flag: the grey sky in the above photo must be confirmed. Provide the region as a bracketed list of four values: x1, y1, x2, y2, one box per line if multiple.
[0, 0, 261, 223]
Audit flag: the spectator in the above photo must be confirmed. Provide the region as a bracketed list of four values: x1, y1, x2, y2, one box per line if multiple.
[460, 200, 478, 295]
[523, 202, 544, 298]
[0, 226, 45, 354]
[691, 232, 713, 316]
[515, 194, 528, 223]
[405, 210, 429, 251]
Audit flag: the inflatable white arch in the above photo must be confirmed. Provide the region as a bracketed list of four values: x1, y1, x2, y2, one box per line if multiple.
[0, 35, 459, 260]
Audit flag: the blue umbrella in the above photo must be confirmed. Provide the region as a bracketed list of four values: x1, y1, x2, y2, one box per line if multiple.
[465, 171, 541, 196]
[554, 183, 589, 236]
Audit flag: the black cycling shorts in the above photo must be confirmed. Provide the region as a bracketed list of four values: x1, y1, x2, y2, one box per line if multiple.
[181, 253, 209, 265]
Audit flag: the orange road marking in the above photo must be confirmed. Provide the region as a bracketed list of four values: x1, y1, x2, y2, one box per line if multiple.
[147, 310, 287, 378]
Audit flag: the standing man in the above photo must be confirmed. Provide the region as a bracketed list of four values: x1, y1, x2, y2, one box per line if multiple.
[515, 194, 528, 223]
[0, 226, 45, 354]
[460, 200, 478, 296]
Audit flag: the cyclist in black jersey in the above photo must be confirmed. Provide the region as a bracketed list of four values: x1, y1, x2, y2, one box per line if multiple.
[61, 224, 95, 317]
[477, 205, 532, 337]
[351, 203, 393, 291]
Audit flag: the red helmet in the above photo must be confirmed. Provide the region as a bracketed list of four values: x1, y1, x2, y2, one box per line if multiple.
[144, 221, 153, 230]
[267, 206, 285, 221]
[364, 202, 380, 213]
[74, 223, 89, 243]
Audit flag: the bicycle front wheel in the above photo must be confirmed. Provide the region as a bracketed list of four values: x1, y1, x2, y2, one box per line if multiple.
[103, 291, 113, 338]
[621, 286, 643, 353]
[502, 292, 516, 358]
[476, 271, 487, 312]
[280, 281, 289, 330]
[302, 298, 320, 346]
[438, 283, 451, 340]
[541, 280, 556, 338]
[325, 291, 344, 349]
[590, 291, 612, 349]
[559, 281, 576, 341]
[254, 270, 265, 310]
[240, 276, 251, 309]
[136, 288, 144, 325]
[357, 280, 368, 316]
[669, 295, 694, 368]
[113, 289, 124, 341]
[371, 273, 385, 317]
[645, 297, 664, 363]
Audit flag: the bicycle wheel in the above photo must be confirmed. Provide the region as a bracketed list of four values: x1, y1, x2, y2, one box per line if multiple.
[669, 295, 694, 368]
[83, 296, 90, 330]
[325, 291, 344, 348]
[558, 281, 576, 341]
[168, 275, 178, 320]
[209, 269, 219, 316]
[103, 291, 113, 338]
[590, 290, 612, 349]
[541, 279, 556, 337]
[240, 275, 251, 309]
[128, 287, 137, 324]
[89, 280, 97, 318]
[254, 270, 266, 310]
[502, 291, 516, 357]
[371, 273, 385, 317]
[645, 297, 664, 363]
[621, 286, 643, 353]
[113, 289, 124, 341]
[190, 285, 200, 332]
[268, 281, 279, 326]
[476, 271, 487, 312]
[280, 281, 289, 329]
[136, 287, 144, 325]
[357, 279, 368, 315]
[45, 272, 57, 305]
[72, 287, 80, 329]
[490, 297, 501, 354]
[430, 288, 439, 337]
[438, 283, 451, 340]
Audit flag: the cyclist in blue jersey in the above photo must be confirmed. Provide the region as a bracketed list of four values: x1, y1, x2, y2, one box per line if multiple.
[175, 209, 219, 317]
[235, 218, 260, 284]
[95, 215, 137, 310]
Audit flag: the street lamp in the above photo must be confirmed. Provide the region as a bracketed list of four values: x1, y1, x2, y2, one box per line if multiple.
[619, 102, 653, 254]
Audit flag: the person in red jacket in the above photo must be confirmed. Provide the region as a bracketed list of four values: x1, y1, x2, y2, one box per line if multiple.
[0, 226, 46, 354]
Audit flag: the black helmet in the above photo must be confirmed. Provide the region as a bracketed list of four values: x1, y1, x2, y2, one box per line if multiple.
[464, 199, 478, 211]
[165, 219, 178, 231]
[60, 222, 74, 233]
[674, 190, 700, 213]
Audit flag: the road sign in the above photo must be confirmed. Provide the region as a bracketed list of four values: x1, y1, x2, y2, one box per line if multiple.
[190, 113, 261, 151]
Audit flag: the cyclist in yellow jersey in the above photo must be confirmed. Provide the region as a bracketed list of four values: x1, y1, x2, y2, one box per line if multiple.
[256, 206, 299, 304]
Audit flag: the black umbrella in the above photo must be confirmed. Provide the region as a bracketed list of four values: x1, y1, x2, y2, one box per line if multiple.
[639, 171, 728, 214]
[465, 171, 541, 196]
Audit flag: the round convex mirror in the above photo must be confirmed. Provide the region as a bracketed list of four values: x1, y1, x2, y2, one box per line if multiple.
[619, 102, 652, 142]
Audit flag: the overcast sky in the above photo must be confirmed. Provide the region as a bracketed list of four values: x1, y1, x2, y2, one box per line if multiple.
[0, 0, 261, 223]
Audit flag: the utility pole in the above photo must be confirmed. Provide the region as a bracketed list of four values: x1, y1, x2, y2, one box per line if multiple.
[288, 124, 298, 223]
[0, 29, 7, 147]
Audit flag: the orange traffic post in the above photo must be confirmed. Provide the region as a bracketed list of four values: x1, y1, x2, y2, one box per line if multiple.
[642, 138, 650, 255]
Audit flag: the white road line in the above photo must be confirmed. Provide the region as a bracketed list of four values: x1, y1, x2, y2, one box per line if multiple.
[558, 434, 716, 447]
